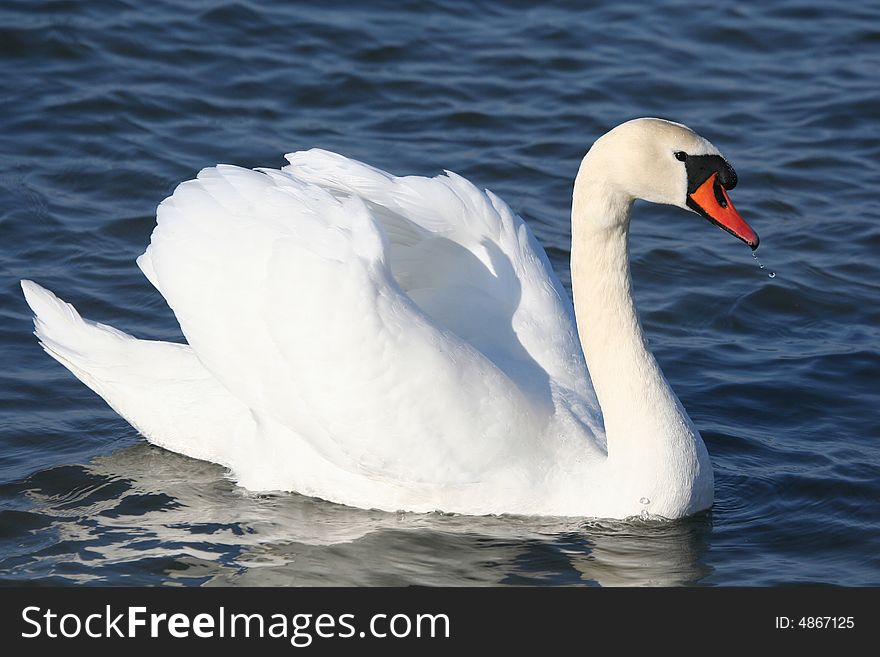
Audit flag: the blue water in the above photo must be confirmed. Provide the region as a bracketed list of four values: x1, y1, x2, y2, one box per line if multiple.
[1, 0, 878, 586]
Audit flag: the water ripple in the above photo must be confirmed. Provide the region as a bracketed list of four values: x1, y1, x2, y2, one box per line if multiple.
[0, 0, 877, 586]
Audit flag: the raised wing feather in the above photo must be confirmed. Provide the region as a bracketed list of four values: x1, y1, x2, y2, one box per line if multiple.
[285, 150, 598, 412]
[139, 162, 571, 485]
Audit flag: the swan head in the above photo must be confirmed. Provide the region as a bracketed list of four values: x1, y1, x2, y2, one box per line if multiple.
[578, 117, 758, 249]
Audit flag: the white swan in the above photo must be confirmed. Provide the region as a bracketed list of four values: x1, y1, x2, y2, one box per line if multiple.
[21, 118, 758, 520]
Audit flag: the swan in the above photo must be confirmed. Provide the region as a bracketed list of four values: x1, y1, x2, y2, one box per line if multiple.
[21, 118, 758, 520]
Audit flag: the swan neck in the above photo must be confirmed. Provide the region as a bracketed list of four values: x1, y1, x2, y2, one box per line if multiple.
[570, 175, 695, 463]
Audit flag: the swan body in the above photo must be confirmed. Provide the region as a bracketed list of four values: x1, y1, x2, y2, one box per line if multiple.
[22, 118, 757, 519]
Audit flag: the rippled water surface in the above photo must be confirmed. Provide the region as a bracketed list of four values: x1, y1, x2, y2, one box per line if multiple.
[1, 0, 878, 586]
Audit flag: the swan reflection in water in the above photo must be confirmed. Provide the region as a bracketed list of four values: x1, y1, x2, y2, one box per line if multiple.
[17, 443, 714, 586]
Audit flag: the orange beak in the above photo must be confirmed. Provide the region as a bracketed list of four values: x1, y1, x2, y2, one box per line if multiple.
[688, 173, 759, 249]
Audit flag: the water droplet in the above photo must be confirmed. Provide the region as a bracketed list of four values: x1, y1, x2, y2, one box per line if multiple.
[752, 251, 765, 269]
[639, 497, 650, 505]
[751, 250, 776, 279]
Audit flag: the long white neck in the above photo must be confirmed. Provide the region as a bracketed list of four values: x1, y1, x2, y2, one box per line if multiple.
[570, 161, 711, 512]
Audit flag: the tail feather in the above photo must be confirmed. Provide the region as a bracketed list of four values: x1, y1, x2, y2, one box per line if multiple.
[22, 280, 135, 392]
[20, 280, 252, 466]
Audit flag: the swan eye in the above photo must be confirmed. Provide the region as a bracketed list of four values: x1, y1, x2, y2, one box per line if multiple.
[674, 151, 688, 162]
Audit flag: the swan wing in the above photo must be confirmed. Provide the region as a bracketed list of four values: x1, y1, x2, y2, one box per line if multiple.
[139, 160, 592, 486]
[285, 149, 598, 413]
